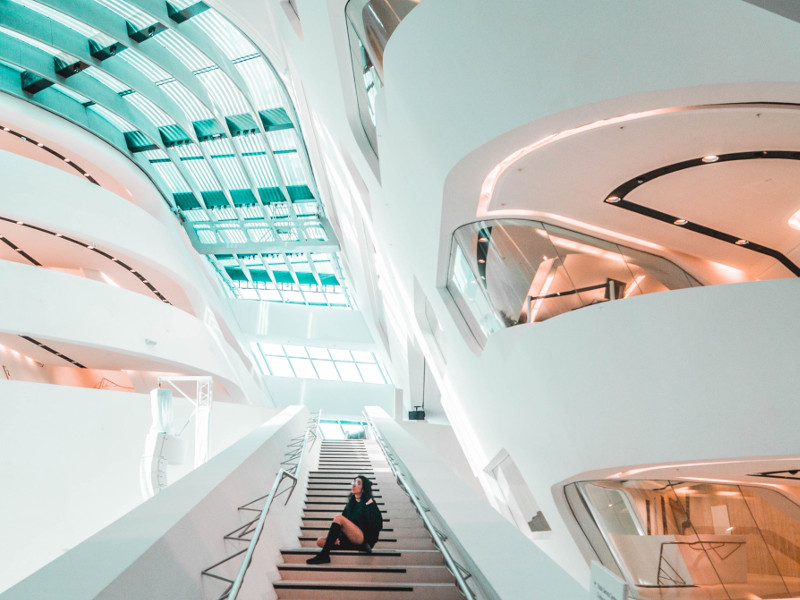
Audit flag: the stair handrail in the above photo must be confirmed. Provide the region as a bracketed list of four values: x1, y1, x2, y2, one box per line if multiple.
[363, 412, 486, 600]
[225, 411, 320, 600]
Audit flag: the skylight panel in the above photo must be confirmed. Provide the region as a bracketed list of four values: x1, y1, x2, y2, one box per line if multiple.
[247, 228, 270, 242]
[220, 228, 247, 244]
[94, 0, 153, 29]
[275, 152, 307, 186]
[266, 129, 298, 153]
[239, 205, 264, 220]
[182, 158, 220, 192]
[0, 26, 63, 56]
[159, 81, 213, 121]
[305, 226, 328, 241]
[151, 161, 190, 192]
[51, 83, 90, 104]
[12, 0, 102, 40]
[153, 30, 214, 71]
[196, 69, 250, 115]
[84, 66, 129, 93]
[237, 140, 280, 187]
[117, 50, 171, 82]
[196, 227, 217, 244]
[124, 92, 174, 127]
[192, 10, 257, 60]
[88, 104, 135, 131]
[235, 57, 285, 110]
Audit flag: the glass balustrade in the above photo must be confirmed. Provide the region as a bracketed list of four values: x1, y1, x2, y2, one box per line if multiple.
[345, 0, 420, 154]
[566, 479, 800, 600]
[447, 219, 700, 346]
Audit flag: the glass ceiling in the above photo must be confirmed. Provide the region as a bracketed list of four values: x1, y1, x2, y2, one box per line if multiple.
[0, 0, 347, 307]
[253, 342, 389, 384]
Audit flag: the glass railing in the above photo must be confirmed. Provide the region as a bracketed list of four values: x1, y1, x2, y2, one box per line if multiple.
[566, 479, 800, 600]
[447, 219, 700, 346]
[345, 0, 420, 154]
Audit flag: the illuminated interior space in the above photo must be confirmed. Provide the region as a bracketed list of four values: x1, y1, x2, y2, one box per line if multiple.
[2, 1, 800, 599]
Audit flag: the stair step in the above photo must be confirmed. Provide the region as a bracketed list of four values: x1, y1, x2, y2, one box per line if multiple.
[298, 537, 435, 549]
[280, 549, 445, 566]
[274, 580, 461, 599]
[277, 563, 455, 583]
[302, 516, 419, 528]
[301, 526, 430, 538]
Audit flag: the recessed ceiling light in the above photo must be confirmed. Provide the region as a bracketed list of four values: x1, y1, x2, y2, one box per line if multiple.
[37, 143, 43, 147]
[55, 233, 62, 237]
[478, 258, 486, 263]
[606, 196, 621, 203]
[64, 158, 70, 163]
[15, 221, 23, 225]
[735, 239, 749, 246]
[478, 236, 488, 243]
[702, 155, 719, 163]
[674, 219, 688, 226]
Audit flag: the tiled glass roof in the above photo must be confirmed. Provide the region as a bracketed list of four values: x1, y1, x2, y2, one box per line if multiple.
[0, 0, 347, 307]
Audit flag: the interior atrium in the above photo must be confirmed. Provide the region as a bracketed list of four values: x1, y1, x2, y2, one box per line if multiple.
[2, 1, 800, 598]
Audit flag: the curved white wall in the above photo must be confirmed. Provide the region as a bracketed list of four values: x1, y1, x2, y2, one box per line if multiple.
[0, 260, 261, 401]
[440, 278, 800, 580]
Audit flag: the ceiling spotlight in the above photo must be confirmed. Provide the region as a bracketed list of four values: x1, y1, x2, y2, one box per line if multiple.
[606, 196, 621, 203]
[64, 158, 70, 163]
[37, 142, 43, 147]
[478, 258, 486, 263]
[55, 233, 62, 237]
[674, 219, 688, 226]
[702, 155, 719, 163]
[478, 236, 488, 243]
[15, 221, 23, 225]
[2, 127, 8, 131]
[735, 239, 749, 246]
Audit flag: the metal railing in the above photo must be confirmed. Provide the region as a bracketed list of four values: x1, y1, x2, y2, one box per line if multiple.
[202, 412, 320, 600]
[363, 411, 491, 600]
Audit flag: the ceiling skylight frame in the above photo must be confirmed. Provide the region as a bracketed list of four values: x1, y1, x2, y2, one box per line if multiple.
[0, 0, 342, 303]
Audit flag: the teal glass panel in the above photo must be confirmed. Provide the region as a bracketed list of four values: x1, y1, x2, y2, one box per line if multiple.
[258, 186, 285, 203]
[287, 185, 314, 201]
[230, 188, 256, 206]
[200, 190, 227, 207]
[174, 192, 201, 210]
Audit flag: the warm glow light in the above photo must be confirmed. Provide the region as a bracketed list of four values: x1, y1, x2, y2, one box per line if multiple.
[548, 236, 627, 263]
[478, 236, 488, 243]
[674, 488, 696, 495]
[606, 196, 621, 204]
[717, 491, 740, 497]
[674, 219, 688, 226]
[702, 155, 719, 163]
[478, 105, 720, 216]
[623, 274, 646, 298]
[529, 267, 557, 323]
[789, 209, 800, 231]
[735, 239, 749, 246]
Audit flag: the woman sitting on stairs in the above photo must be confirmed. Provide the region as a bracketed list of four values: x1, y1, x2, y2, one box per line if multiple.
[306, 474, 383, 564]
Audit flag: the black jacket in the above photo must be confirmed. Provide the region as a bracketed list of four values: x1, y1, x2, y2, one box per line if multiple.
[342, 496, 383, 546]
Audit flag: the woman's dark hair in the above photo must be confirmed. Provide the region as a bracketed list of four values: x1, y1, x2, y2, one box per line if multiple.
[353, 474, 374, 502]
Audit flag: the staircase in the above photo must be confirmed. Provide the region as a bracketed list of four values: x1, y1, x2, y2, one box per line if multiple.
[274, 438, 462, 599]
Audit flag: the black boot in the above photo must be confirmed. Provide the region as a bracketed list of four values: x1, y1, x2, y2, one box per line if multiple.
[306, 522, 342, 564]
